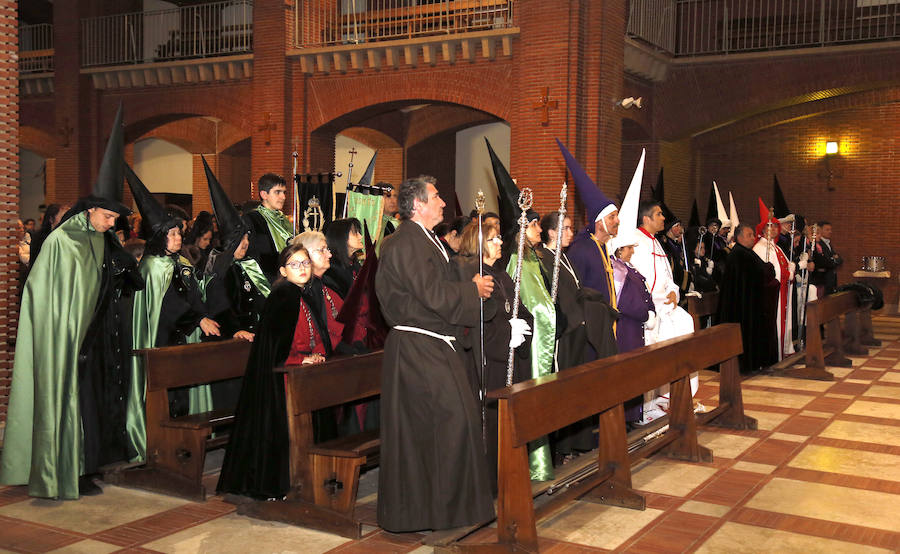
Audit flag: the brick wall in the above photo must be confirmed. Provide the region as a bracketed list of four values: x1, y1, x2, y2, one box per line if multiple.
[0, 0, 17, 424]
[694, 98, 900, 305]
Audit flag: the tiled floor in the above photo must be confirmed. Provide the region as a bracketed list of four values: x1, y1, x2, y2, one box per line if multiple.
[3, 316, 900, 553]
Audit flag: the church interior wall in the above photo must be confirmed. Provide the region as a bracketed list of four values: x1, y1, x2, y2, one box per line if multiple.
[694, 99, 900, 306]
[18, 150, 45, 223]
[455, 121, 510, 216]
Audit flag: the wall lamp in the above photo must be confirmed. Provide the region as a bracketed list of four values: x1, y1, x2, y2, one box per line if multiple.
[825, 141, 839, 155]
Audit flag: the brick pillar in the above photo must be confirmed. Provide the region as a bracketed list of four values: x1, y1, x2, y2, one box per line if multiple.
[0, 0, 18, 425]
[53, 0, 97, 204]
[250, 1, 292, 199]
[507, 0, 575, 216]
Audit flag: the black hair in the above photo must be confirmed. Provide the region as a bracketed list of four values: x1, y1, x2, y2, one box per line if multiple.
[258, 173, 286, 195]
[638, 200, 662, 226]
[482, 211, 500, 222]
[397, 177, 429, 220]
[143, 221, 181, 257]
[433, 222, 451, 238]
[24, 218, 35, 225]
[540, 212, 561, 243]
[450, 216, 469, 235]
[185, 211, 215, 247]
[325, 217, 362, 269]
[817, 220, 831, 227]
[37, 204, 62, 235]
[377, 181, 393, 190]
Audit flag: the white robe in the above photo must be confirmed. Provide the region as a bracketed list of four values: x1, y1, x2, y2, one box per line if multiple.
[630, 229, 697, 420]
[753, 238, 795, 359]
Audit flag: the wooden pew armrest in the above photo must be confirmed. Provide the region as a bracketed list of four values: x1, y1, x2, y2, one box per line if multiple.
[307, 430, 380, 458]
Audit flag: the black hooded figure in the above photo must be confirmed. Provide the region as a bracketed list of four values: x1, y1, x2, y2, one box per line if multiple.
[201, 156, 271, 412]
[126, 162, 217, 418]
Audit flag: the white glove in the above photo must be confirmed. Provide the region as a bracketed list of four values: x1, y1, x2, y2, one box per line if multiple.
[789, 262, 796, 275]
[693, 258, 701, 266]
[509, 317, 532, 349]
[706, 259, 714, 275]
[644, 311, 657, 330]
[798, 259, 808, 271]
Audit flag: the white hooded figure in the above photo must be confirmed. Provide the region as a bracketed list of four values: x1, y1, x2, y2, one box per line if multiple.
[617, 153, 696, 424]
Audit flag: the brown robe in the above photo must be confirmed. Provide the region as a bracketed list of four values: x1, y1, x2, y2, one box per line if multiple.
[375, 220, 494, 532]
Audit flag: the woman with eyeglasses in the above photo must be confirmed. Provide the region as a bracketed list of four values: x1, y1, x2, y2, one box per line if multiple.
[454, 220, 532, 492]
[218, 243, 327, 500]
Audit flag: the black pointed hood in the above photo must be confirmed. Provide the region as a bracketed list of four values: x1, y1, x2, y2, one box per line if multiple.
[705, 184, 719, 226]
[773, 174, 790, 218]
[202, 155, 247, 246]
[486, 137, 536, 240]
[125, 162, 177, 239]
[688, 199, 700, 228]
[87, 102, 131, 215]
[358, 151, 377, 186]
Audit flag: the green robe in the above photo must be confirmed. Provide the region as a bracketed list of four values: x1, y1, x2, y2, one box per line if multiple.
[0, 211, 105, 499]
[507, 247, 556, 481]
[128, 255, 212, 462]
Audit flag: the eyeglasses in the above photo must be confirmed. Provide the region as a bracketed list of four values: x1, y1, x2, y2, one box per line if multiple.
[285, 260, 311, 269]
[311, 246, 331, 254]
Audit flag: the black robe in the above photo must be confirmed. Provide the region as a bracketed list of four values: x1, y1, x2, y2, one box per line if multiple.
[718, 244, 780, 373]
[375, 221, 494, 532]
[242, 211, 280, 283]
[535, 244, 618, 453]
[156, 259, 210, 417]
[452, 256, 531, 493]
[79, 232, 144, 473]
[217, 280, 303, 499]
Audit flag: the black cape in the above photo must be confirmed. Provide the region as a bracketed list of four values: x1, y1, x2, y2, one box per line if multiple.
[216, 280, 302, 499]
[375, 221, 494, 531]
[718, 244, 779, 373]
[242, 211, 281, 283]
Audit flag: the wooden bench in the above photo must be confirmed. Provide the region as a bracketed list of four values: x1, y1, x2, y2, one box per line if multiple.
[234, 351, 383, 539]
[776, 290, 880, 381]
[687, 290, 719, 331]
[456, 324, 754, 552]
[105, 339, 252, 500]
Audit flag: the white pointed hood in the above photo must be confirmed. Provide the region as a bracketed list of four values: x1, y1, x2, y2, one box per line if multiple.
[609, 148, 646, 255]
[713, 181, 730, 228]
[728, 191, 739, 241]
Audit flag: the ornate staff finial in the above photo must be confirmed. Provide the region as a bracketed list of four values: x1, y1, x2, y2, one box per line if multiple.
[475, 189, 486, 214]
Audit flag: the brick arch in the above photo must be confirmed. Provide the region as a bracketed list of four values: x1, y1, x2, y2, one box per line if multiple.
[106, 84, 254, 142]
[340, 126, 402, 149]
[20, 126, 57, 159]
[306, 61, 513, 132]
[133, 117, 250, 154]
[657, 47, 900, 140]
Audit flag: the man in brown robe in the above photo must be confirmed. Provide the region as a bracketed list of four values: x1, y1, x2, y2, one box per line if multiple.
[375, 177, 495, 532]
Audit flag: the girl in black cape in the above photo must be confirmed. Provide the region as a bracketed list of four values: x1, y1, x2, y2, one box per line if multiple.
[217, 243, 326, 499]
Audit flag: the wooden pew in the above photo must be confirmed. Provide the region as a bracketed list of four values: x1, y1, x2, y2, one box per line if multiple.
[234, 351, 383, 539]
[687, 290, 719, 331]
[105, 339, 252, 500]
[457, 324, 754, 552]
[777, 290, 878, 381]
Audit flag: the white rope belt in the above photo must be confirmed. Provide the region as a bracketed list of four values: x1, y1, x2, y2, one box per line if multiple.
[393, 325, 456, 352]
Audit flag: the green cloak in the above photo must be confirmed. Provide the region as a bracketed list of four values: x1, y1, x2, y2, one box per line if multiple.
[128, 255, 212, 462]
[507, 247, 556, 481]
[0, 212, 105, 499]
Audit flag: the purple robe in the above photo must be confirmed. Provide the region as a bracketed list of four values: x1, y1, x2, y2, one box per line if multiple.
[612, 258, 653, 353]
[567, 228, 615, 305]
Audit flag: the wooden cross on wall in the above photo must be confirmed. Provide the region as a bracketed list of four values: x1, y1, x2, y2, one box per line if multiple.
[58, 117, 74, 147]
[533, 87, 558, 126]
[258, 112, 277, 145]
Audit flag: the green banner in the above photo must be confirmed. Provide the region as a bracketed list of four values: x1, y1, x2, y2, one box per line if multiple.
[346, 190, 385, 242]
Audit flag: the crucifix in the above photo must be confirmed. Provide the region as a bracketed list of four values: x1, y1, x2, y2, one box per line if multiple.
[532, 87, 558, 126]
[58, 117, 74, 147]
[258, 112, 277, 145]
